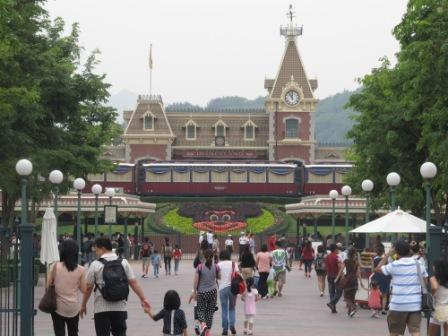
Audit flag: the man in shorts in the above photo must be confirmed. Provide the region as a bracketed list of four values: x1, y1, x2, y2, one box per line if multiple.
[271, 240, 288, 297]
[375, 240, 427, 336]
[140, 237, 152, 278]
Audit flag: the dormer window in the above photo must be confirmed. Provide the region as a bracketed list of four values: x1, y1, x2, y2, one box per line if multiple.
[184, 119, 198, 140]
[143, 111, 155, 131]
[242, 120, 257, 141]
[213, 119, 228, 137]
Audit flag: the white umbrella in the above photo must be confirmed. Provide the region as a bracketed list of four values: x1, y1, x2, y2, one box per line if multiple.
[40, 207, 60, 265]
[350, 208, 431, 234]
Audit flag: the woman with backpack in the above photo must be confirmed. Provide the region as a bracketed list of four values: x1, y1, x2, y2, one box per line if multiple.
[192, 249, 221, 336]
[314, 245, 327, 297]
[162, 238, 173, 276]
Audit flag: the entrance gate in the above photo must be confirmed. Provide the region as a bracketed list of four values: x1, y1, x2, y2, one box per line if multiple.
[0, 226, 35, 336]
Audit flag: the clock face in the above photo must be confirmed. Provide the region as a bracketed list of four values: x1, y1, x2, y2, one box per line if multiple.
[285, 90, 300, 106]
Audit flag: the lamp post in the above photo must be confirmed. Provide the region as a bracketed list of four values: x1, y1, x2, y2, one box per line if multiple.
[73, 178, 85, 264]
[361, 179, 374, 248]
[105, 188, 115, 237]
[91, 184, 103, 238]
[420, 162, 437, 258]
[329, 189, 339, 243]
[386, 172, 400, 211]
[49, 170, 63, 220]
[16, 159, 33, 336]
[341, 185, 352, 247]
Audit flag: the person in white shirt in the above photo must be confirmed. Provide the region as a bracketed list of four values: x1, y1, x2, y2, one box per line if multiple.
[81, 237, 150, 335]
[217, 250, 237, 335]
[238, 232, 248, 261]
[225, 235, 234, 255]
[206, 230, 214, 248]
[375, 240, 428, 336]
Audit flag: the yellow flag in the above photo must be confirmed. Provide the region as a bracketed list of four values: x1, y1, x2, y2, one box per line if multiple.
[149, 44, 153, 70]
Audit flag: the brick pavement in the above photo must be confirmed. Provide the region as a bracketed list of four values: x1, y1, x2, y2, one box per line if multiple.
[34, 260, 428, 336]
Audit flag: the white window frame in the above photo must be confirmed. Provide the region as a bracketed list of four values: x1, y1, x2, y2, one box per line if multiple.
[214, 120, 228, 137]
[184, 120, 198, 140]
[143, 111, 155, 131]
[242, 120, 257, 141]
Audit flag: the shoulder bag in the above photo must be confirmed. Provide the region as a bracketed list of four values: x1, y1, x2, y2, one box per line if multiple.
[416, 260, 434, 313]
[38, 262, 58, 313]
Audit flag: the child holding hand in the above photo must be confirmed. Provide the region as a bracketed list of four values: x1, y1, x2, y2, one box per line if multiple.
[241, 277, 260, 335]
[145, 290, 188, 336]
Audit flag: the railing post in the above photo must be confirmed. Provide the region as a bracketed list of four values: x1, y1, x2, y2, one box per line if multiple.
[20, 177, 34, 336]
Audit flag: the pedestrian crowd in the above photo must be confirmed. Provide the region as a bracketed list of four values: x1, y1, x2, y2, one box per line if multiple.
[38, 230, 448, 336]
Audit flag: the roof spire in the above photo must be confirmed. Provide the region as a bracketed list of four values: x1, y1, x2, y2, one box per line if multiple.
[280, 4, 303, 39]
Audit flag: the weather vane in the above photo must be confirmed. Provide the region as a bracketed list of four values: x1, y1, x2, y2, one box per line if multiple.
[288, 4, 295, 24]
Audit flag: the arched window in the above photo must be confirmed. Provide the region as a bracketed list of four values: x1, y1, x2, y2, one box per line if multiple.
[285, 118, 299, 138]
[143, 111, 155, 130]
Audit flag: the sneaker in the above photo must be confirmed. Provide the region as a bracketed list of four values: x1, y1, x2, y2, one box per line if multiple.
[222, 330, 228, 335]
[141, 274, 145, 278]
[278, 293, 283, 297]
[230, 326, 236, 335]
[243, 330, 248, 335]
[381, 310, 387, 315]
[326, 303, 337, 313]
[349, 306, 359, 317]
[200, 324, 208, 336]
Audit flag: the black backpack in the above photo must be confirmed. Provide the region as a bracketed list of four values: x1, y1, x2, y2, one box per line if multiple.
[96, 258, 129, 302]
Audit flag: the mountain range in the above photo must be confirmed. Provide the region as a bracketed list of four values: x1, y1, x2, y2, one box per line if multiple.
[108, 90, 358, 144]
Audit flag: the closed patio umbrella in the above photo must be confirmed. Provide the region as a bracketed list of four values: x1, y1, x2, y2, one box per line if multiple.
[39, 207, 60, 266]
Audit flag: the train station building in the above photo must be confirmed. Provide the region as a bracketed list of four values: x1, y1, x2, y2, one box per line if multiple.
[107, 17, 348, 167]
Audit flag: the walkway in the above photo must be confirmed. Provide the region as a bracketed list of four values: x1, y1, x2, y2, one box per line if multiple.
[34, 260, 427, 336]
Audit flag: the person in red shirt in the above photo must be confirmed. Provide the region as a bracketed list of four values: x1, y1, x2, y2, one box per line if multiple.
[325, 244, 343, 313]
[301, 240, 315, 278]
[172, 245, 182, 276]
[267, 234, 277, 252]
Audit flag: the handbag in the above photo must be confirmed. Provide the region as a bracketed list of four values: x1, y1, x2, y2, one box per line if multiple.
[230, 262, 246, 295]
[38, 262, 58, 314]
[415, 260, 434, 313]
[336, 274, 348, 290]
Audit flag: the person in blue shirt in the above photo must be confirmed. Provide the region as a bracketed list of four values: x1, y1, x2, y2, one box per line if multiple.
[151, 250, 161, 278]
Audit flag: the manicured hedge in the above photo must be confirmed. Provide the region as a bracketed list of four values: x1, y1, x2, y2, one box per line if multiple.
[141, 196, 299, 204]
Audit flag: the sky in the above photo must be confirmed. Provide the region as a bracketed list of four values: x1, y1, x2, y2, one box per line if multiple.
[45, 0, 408, 106]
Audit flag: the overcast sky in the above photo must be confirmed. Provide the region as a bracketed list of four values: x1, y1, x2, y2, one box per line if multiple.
[45, 0, 408, 105]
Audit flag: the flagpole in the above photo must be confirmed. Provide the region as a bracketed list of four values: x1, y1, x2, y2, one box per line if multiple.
[149, 44, 153, 97]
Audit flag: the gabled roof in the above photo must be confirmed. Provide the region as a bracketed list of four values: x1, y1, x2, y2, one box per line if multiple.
[270, 39, 314, 99]
[123, 95, 174, 137]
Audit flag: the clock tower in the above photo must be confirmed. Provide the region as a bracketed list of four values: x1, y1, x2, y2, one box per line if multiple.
[265, 6, 318, 164]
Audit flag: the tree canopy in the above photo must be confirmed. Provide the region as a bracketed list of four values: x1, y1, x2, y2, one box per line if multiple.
[0, 0, 120, 226]
[346, 0, 448, 223]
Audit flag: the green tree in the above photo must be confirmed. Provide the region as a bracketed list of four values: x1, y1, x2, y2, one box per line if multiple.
[346, 0, 448, 223]
[0, 1, 120, 226]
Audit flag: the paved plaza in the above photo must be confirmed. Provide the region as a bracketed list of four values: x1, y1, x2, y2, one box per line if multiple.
[33, 259, 429, 336]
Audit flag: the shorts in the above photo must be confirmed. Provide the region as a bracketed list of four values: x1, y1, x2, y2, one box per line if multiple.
[142, 257, 150, 267]
[387, 311, 421, 335]
[245, 314, 255, 324]
[273, 271, 286, 284]
[434, 306, 448, 323]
